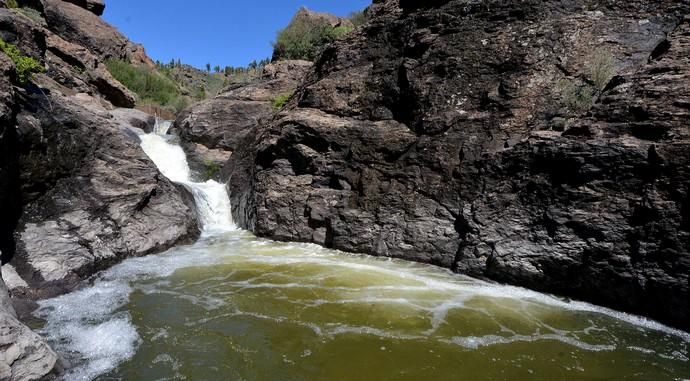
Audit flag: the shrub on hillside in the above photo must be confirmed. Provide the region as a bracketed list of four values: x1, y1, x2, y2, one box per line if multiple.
[0, 38, 43, 84]
[272, 16, 352, 61]
[349, 10, 368, 27]
[106, 59, 188, 112]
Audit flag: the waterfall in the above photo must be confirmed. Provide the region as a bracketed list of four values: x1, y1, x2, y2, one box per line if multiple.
[139, 123, 235, 233]
[153, 118, 172, 135]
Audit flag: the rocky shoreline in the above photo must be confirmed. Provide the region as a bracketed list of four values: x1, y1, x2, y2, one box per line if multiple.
[0, 1, 199, 378]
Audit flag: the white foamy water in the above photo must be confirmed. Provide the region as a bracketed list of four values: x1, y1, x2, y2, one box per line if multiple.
[138, 122, 235, 232]
[33, 123, 690, 381]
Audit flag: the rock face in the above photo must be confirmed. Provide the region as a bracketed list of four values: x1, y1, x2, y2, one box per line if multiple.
[0, 2, 200, 378]
[10, 88, 199, 297]
[43, 0, 152, 66]
[229, 0, 690, 329]
[173, 60, 311, 179]
[292, 6, 354, 29]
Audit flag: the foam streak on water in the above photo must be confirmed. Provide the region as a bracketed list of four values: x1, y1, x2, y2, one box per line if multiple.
[33, 126, 690, 381]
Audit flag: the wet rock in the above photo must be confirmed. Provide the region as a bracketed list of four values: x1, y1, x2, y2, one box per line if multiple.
[229, 0, 690, 329]
[0, 275, 59, 381]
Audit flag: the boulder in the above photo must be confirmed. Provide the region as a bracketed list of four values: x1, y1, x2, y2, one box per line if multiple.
[228, 0, 690, 329]
[109, 107, 156, 134]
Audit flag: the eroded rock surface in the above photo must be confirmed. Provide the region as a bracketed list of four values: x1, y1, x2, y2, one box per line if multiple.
[229, 0, 690, 329]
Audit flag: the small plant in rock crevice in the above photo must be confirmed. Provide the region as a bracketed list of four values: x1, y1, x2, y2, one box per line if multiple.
[557, 79, 595, 114]
[5, 0, 18, 8]
[271, 92, 293, 109]
[590, 49, 615, 91]
[203, 160, 221, 181]
[0, 38, 44, 84]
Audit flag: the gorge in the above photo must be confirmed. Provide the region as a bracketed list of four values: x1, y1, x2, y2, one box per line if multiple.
[0, 0, 688, 379]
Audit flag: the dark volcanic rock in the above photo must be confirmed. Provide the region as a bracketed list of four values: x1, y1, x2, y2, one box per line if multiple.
[229, 0, 690, 329]
[174, 60, 312, 179]
[0, 0, 199, 377]
[0, 53, 60, 381]
[43, 0, 129, 60]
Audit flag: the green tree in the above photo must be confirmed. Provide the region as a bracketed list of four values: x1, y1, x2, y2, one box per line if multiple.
[205, 63, 211, 73]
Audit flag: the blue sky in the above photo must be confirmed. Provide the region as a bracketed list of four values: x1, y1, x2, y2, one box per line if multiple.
[103, 1, 371, 70]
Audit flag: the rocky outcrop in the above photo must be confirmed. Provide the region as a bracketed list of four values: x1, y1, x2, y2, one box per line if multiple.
[45, 33, 136, 107]
[228, 0, 690, 329]
[292, 6, 353, 29]
[60, 0, 105, 16]
[43, 0, 129, 61]
[271, 7, 355, 62]
[174, 60, 311, 179]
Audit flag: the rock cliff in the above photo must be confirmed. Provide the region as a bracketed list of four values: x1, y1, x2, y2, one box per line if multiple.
[228, 0, 690, 330]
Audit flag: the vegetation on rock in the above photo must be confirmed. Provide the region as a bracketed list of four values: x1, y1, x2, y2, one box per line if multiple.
[273, 14, 353, 61]
[590, 49, 615, 90]
[0, 38, 44, 84]
[271, 92, 293, 109]
[202, 160, 221, 181]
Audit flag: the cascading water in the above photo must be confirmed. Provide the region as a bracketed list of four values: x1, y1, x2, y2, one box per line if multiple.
[33, 124, 690, 381]
[139, 122, 235, 232]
